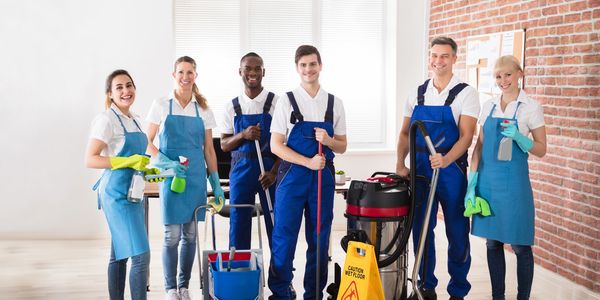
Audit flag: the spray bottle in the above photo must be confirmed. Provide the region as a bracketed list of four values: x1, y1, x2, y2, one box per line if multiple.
[498, 120, 515, 161]
[170, 156, 188, 193]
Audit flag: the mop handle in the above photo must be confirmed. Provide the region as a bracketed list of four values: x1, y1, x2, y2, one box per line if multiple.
[254, 140, 275, 223]
[316, 142, 323, 297]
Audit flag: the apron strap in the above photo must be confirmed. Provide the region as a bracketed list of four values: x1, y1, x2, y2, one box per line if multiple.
[287, 91, 304, 124]
[169, 98, 173, 115]
[193, 101, 200, 117]
[232, 97, 242, 116]
[512, 101, 522, 119]
[445, 82, 469, 106]
[324, 93, 334, 124]
[263, 92, 275, 114]
[110, 108, 129, 134]
[417, 79, 430, 106]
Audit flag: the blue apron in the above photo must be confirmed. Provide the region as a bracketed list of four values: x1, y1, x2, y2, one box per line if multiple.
[93, 108, 150, 260]
[268, 92, 335, 299]
[472, 102, 535, 245]
[229, 93, 276, 250]
[409, 79, 471, 297]
[159, 99, 207, 224]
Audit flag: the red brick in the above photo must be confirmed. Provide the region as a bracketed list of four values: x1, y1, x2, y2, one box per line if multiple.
[586, 76, 600, 86]
[557, 24, 574, 34]
[547, 15, 564, 25]
[542, 5, 558, 15]
[574, 23, 593, 33]
[570, 1, 588, 11]
[565, 12, 582, 23]
[574, 44, 593, 53]
[563, 56, 582, 64]
[583, 55, 600, 64]
[567, 77, 586, 85]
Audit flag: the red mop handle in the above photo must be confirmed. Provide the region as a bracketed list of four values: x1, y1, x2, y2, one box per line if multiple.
[317, 142, 323, 233]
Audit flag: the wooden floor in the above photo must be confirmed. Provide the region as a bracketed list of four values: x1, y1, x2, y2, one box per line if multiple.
[1, 218, 598, 300]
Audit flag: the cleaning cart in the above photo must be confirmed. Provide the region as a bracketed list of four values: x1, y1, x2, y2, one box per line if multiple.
[194, 203, 265, 300]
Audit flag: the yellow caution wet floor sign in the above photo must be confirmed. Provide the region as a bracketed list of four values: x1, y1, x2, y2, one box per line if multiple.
[337, 241, 384, 300]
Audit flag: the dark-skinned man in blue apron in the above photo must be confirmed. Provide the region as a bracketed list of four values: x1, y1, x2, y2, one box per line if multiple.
[395, 37, 480, 300]
[268, 45, 347, 299]
[220, 52, 280, 250]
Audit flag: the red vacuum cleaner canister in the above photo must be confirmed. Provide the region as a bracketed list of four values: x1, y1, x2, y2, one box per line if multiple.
[345, 174, 410, 221]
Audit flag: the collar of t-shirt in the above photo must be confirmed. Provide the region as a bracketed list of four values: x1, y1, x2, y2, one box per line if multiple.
[295, 85, 326, 100]
[110, 103, 140, 120]
[427, 74, 461, 96]
[168, 90, 199, 110]
[240, 88, 269, 110]
[491, 89, 531, 107]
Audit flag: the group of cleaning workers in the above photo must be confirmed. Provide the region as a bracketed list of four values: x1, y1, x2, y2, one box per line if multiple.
[85, 37, 546, 300]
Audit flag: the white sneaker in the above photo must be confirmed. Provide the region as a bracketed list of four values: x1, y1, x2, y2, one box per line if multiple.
[165, 289, 181, 300]
[179, 287, 192, 300]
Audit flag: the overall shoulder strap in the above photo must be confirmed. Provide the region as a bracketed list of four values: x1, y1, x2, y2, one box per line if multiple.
[232, 97, 242, 116]
[417, 79, 430, 105]
[324, 93, 334, 124]
[263, 92, 275, 114]
[287, 91, 304, 124]
[445, 83, 469, 106]
[110, 108, 128, 133]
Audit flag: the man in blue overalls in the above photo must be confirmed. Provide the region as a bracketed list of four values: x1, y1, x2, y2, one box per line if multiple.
[220, 52, 280, 250]
[396, 37, 480, 300]
[268, 45, 347, 299]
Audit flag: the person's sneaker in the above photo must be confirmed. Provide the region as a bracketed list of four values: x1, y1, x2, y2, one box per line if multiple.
[165, 289, 181, 300]
[179, 287, 192, 300]
[408, 288, 437, 300]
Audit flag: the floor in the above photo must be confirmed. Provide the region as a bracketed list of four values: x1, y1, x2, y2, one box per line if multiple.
[1, 213, 598, 300]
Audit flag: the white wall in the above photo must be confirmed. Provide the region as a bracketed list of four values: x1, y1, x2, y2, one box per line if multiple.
[0, 1, 428, 239]
[0, 0, 174, 239]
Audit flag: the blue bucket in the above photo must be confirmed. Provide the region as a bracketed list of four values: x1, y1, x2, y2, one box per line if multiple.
[210, 261, 260, 300]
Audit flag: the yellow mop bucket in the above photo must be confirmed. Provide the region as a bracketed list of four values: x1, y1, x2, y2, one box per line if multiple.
[337, 241, 384, 300]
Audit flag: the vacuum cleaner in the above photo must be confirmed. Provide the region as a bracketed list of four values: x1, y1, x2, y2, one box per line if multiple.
[328, 120, 440, 300]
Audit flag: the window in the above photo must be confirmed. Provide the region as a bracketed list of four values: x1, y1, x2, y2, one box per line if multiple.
[174, 0, 397, 150]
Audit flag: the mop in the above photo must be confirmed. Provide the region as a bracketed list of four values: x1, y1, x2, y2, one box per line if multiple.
[316, 142, 323, 299]
[255, 140, 275, 223]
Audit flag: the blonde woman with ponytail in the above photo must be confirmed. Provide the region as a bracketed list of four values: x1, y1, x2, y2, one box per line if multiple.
[146, 56, 225, 300]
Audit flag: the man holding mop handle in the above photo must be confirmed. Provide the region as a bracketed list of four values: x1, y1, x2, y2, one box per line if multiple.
[220, 52, 280, 250]
[268, 45, 347, 299]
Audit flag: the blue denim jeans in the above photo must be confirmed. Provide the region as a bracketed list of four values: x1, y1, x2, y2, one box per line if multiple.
[486, 239, 534, 300]
[163, 221, 197, 291]
[108, 243, 150, 300]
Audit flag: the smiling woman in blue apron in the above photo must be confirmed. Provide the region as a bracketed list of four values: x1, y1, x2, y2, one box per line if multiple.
[85, 70, 151, 300]
[466, 55, 547, 300]
[146, 56, 225, 300]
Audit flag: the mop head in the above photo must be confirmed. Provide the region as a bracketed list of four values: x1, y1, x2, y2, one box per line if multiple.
[464, 196, 491, 217]
[208, 196, 224, 212]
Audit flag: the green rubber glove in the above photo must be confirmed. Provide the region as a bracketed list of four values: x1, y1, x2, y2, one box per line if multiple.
[110, 154, 150, 171]
[501, 123, 533, 153]
[477, 197, 491, 216]
[144, 168, 166, 183]
[463, 172, 480, 217]
[208, 171, 225, 211]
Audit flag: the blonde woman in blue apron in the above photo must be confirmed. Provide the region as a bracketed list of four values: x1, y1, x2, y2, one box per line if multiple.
[85, 70, 151, 300]
[146, 56, 225, 300]
[466, 55, 547, 300]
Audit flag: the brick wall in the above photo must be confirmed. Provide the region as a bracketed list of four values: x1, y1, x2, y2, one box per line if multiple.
[429, 0, 600, 292]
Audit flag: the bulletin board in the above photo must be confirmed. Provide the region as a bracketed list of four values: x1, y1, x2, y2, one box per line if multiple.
[466, 29, 525, 104]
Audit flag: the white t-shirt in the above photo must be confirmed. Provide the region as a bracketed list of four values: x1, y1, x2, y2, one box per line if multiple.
[479, 89, 545, 136]
[404, 74, 480, 124]
[220, 89, 279, 135]
[146, 91, 217, 135]
[88, 104, 145, 157]
[270, 86, 346, 139]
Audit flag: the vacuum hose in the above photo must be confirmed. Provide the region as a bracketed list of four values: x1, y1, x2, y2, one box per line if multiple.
[410, 120, 440, 300]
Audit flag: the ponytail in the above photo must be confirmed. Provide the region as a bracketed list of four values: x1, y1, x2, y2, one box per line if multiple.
[192, 83, 208, 109]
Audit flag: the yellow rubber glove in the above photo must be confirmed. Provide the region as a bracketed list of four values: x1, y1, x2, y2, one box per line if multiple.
[110, 154, 150, 171]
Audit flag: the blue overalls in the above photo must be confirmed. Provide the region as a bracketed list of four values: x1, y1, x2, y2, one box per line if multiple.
[93, 108, 150, 260]
[472, 102, 534, 245]
[229, 92, 276, 250]
[268, 92, 336, 300]
[410, 79, 471, 297]
[159, 99, 207, 224]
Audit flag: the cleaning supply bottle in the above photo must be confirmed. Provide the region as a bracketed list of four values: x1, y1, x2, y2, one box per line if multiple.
[170, 156, 188, 193]
[127, 170, 145, 203]
[498, 120, 515, 161]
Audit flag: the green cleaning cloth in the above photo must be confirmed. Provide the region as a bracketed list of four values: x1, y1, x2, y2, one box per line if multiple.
[476, 196, 491, 216]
